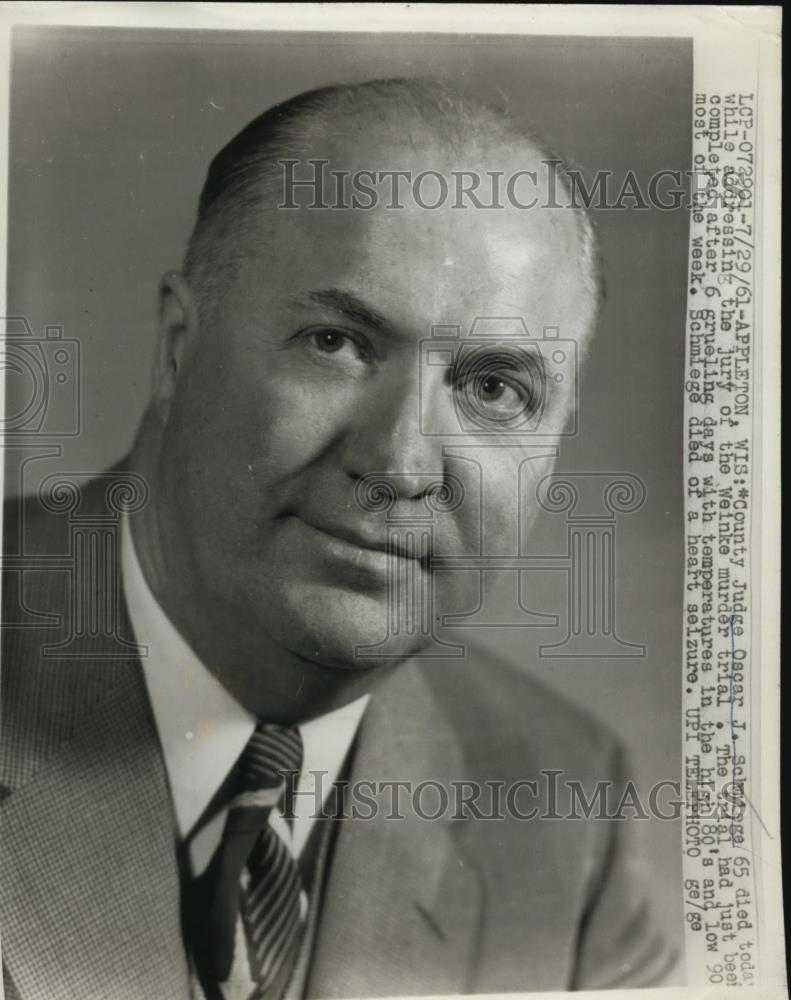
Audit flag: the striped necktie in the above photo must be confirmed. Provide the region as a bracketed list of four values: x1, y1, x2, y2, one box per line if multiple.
[188, 724, 305, 1000]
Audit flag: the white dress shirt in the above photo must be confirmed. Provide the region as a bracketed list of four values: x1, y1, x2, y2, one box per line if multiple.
[120, 516, 369, 878]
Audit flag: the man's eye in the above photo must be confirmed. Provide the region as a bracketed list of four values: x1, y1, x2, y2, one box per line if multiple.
[301, 327, 374, 366]
[450, 347, 545, 429]
[477, 376, 517, 406]
[469, 375, 526, 416]
[453, 372, 535, 427]
[312, 329, 353, 355]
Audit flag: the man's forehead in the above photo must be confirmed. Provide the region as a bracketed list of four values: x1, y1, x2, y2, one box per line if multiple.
[258, 239, 583, 355]
[264, 182, 585, 332]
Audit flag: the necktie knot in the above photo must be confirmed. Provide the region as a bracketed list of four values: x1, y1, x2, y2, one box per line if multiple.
[236, 723, 303, 795]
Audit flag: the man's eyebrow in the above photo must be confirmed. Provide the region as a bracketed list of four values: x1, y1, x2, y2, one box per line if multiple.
[297, 288, 397, 336]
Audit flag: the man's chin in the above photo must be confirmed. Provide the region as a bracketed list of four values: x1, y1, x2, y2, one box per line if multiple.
[267, 584, 428, 671]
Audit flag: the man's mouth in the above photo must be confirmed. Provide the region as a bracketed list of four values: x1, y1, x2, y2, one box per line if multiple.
[284, 513, 432, 569]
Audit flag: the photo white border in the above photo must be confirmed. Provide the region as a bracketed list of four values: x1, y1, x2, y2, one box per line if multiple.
[0, 5, 781, 1000]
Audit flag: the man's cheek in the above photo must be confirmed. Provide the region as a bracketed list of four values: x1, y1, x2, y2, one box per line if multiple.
[251, 382, 350, 468]
[482, 453, 557, 529]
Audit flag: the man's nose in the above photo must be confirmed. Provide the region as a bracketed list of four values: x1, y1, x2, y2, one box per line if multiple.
[340, 369, 447, 501]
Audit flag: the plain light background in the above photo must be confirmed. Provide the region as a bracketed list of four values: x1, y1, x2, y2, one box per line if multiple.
[5, 26, 691, 960]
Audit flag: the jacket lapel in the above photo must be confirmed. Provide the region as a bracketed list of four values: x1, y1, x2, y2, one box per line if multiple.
[0, 659, 191, 1000]
[307, 662, 484, 998]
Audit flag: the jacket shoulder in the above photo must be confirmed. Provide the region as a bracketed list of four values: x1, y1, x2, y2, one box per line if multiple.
[3, 465, 137, 553]
[1, 469, 139, 793]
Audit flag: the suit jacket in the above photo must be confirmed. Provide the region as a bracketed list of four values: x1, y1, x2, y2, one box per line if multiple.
[1, 471, 678, 999]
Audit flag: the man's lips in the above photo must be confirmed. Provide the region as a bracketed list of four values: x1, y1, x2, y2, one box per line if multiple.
[286, 513, 431, 566]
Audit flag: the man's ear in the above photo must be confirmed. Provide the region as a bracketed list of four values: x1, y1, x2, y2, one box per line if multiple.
[152, 270, 197, 422]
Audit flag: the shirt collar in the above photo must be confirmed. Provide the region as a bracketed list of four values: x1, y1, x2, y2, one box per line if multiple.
[120, 515, 369, 838]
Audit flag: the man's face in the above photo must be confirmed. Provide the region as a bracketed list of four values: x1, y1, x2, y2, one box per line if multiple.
[155, 137, 593, 671]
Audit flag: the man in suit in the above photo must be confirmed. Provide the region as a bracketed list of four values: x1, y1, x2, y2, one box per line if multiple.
[1, 78, 677, 998]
